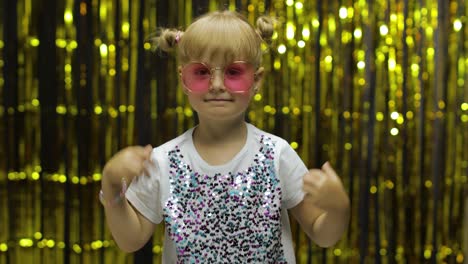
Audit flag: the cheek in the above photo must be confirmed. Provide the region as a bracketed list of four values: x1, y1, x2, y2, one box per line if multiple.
[235, 93, 254, 107]
[187, 95, 203, 111]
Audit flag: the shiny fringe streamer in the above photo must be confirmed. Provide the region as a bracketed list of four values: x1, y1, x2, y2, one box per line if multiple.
[0, 0, 467, 263]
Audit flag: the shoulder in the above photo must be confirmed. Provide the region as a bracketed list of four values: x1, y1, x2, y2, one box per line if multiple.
[150, 128, 194, 160]
[247, 123, 291, 151]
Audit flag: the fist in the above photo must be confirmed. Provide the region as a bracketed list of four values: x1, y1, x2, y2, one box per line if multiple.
[102, 145, 153, 187]
[303, 162, 349, 211]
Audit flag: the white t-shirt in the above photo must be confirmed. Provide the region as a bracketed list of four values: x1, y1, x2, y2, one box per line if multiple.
[126, 123, 308, 263]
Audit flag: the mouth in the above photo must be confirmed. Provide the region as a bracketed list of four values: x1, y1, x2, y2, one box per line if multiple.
[204, 98, 234, 102]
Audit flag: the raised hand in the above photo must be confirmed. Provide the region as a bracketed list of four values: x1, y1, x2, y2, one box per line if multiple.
[102, 145, 153, 189]
[302, 161, 349, 212]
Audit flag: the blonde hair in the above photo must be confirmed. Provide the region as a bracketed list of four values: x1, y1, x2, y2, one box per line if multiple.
[149, 11, 275, 67]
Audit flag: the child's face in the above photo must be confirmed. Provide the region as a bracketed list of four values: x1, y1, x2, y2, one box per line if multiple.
[179, 53, 263, 121]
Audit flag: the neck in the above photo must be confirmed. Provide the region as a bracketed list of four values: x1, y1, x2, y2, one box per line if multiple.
[194, 117, 247, 145]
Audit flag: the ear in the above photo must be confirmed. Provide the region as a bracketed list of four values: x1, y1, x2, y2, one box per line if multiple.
[178, 66, 190, 95]
[253, 67, 265, 93]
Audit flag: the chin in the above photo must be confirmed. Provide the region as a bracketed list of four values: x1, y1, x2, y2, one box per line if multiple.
[198, 110, 246, 122]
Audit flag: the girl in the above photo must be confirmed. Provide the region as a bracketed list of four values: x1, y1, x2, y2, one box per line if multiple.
[100, 10, 350, 263]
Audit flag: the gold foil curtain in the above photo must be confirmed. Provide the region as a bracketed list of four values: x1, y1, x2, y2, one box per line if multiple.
[0, 0, 467, 263]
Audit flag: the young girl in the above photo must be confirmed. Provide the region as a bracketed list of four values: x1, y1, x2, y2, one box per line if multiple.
[100, 10, 350, 263]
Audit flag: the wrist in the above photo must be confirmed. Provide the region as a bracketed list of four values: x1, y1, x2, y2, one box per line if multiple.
[99, 177, 128, 207]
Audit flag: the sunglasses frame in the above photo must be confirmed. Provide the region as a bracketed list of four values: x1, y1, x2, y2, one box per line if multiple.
[180, 61, 258, 94]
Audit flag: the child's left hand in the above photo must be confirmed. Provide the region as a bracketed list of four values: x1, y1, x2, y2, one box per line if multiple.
[303, 162, 349, 211]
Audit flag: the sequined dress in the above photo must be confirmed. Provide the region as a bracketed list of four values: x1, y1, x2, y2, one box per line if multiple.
[126, 123, 308, 263]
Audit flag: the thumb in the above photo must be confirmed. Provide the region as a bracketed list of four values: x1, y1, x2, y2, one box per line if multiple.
[144, 144, 153, 157]
[321, 161, 338, 179]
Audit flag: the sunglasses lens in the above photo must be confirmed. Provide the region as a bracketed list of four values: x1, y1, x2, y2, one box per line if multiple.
[223, 63, 255, 93]
[182, 63, 211, 92]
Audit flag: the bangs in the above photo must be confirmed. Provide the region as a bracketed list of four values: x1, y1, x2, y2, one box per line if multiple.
[179, 13, 262, 65]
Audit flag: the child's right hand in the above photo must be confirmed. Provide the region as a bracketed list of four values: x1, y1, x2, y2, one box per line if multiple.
[102, 144, 153, 189]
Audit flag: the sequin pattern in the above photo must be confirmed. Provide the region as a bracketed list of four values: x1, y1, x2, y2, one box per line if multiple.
[163, 135, 286, 263]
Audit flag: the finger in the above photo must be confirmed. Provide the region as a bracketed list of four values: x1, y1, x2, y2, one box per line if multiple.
[127, 158, 146, 176]
[132, 145, 153, 160]
[321, 161, 339, 179]
[143, 144, 153, 160]
[144, 144, 153, 155]
[303, 169, 326, 185]
[303, 171, 326, 196]
[302, 183, 318, 196]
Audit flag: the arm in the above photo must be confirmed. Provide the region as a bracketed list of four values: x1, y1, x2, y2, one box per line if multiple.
[289, 162, 350, 248]
[101, 182, 156, 252]
[101, 145, 156, 253]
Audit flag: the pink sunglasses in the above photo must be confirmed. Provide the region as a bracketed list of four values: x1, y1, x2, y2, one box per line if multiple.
[180, 61, 257, 93]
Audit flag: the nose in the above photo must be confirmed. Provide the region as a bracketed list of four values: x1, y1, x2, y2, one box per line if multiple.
[209, 68, 225, 92]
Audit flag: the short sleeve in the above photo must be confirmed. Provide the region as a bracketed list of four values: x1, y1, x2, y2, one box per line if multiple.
[125, 151, 163, 224]
[277, 141, 308, 209]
